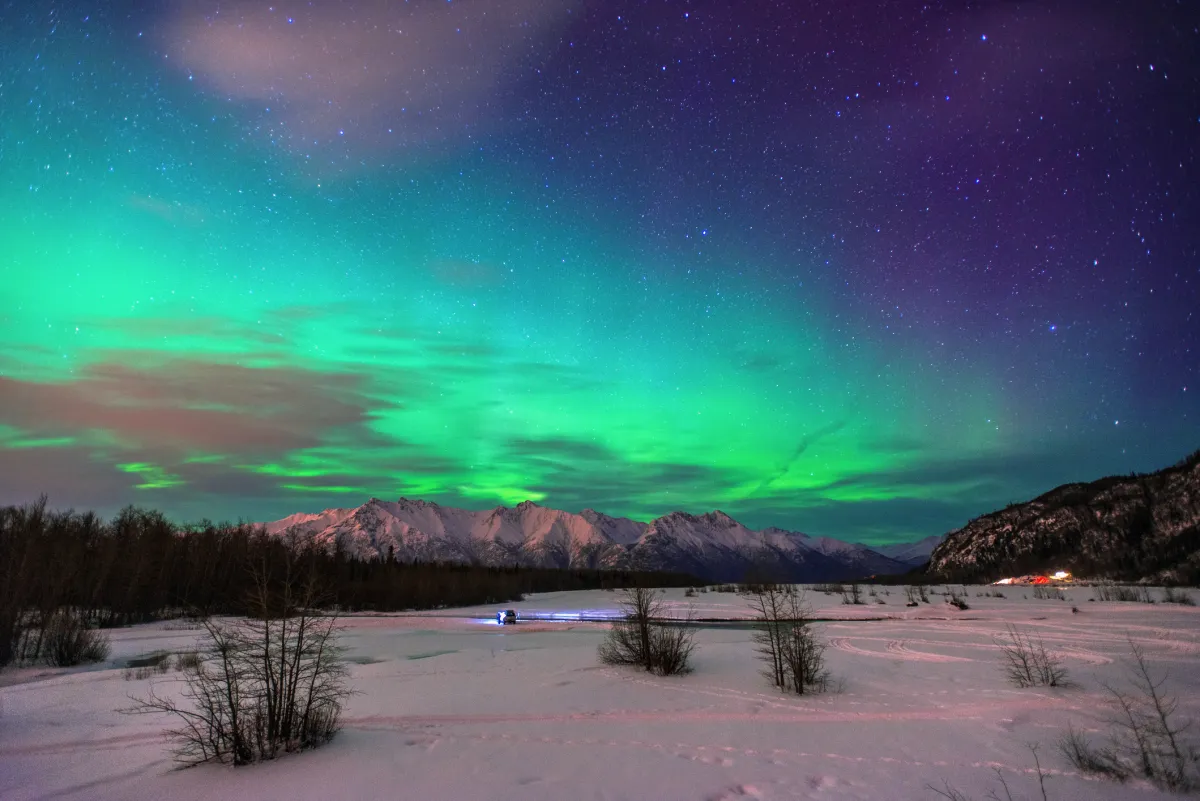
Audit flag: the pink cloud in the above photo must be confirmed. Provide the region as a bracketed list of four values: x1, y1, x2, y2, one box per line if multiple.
[0, 360, 372, 455]
[160, 0, 576, 160]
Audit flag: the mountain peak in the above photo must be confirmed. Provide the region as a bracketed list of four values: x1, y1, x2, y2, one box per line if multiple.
[264, 496, 915, 582]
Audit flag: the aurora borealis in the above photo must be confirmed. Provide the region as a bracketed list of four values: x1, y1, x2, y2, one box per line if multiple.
[1, 1, 1196, 544]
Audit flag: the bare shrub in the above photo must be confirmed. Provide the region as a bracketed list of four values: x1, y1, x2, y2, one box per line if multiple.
[842, 583, 865, 605]
[947, 587, 970, 610]
[904, 585, 920, 607]
[129, 562, 351, 766]
[1162, 587, 1195, 606]
[124, 651, 171, 680]
[598, 587, 695, 676]
[649, 620, 695, 676]
[1093, 583, 1153, 603]
[42, 609, 110, 667]
[748, 585, 828, 694]
[174, 650, 201, 672]
[1062, 639, 1198, 792]
[996, 624, 1067, 688]
[1060, 640, 1199, 791]
[1032, 585, 1064, 601]
[1059, 723, 1130, 782]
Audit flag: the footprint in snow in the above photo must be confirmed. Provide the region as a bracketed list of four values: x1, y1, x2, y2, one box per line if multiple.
[706, 785, 762, 801]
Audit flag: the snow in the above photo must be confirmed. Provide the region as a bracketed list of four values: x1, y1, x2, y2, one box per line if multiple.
[3, 587, 1199, 800]
[259, 498, 916, 578]
[873, 535, 945, 565]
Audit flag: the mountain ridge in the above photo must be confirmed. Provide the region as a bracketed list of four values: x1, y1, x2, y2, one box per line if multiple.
[926, 449, 1200, 583]
[265, 498, 915, 582]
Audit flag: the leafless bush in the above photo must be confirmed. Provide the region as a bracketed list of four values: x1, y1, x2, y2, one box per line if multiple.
[649, 620, 695, 676]
[1162, 587, 1195, 606]
[996, 624, 1068, 688]
[598, 587, 695, 676]
[905, 585, 921, 606]
[129, 562, 350, 766]
[174, 650, 201, 672]
[748, 585, 828, 694]
[813, 583, 844, 595]
[1061, 640, 1198, 792]
[1059, 724, 1130, 782]
[42, 609, 110, 667]
[1032, 585, 1065, 600]
[1093, 583, 1153, 603]
[947, 587, 970, 610]
[124, 651, 171, 680]
[842, 583, 865, 605]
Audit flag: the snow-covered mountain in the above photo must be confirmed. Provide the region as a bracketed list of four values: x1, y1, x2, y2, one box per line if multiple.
[927, 450, 1200, 583]
[871, 535, 944, 567]
[265, 498, 915, 582]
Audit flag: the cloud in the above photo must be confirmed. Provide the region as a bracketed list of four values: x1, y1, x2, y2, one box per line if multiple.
[0, 446, 134, 511]
[161, 0, 577, 161]
[0, 359, 374, 456]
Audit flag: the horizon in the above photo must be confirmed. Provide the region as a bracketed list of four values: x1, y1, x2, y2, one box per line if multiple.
[2, 1, 1197, 546]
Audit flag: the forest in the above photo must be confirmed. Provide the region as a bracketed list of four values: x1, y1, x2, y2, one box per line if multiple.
[0, 497, 697, 667]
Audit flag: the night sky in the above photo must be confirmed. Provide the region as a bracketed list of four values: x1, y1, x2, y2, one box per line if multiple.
[1, 1, 1197, 544]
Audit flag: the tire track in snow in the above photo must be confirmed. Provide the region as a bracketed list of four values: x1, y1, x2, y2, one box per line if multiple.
[828, 637, 892, 659]
[0, 731, 164, 758]
[829, 637, 971, 663]
[885, 640, 974, 663]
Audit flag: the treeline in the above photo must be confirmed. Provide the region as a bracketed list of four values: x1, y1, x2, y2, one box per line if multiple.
[0, 497, 698, 666]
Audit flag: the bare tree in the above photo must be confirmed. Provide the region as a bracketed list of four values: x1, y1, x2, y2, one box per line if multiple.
[41, 608, 110, 667]
[842, 583, 865, 605]
[748, 585, 788, 689]
[129, 556, 350, 766]
[1060, 638, 1198, 791]
[598, 586, 695, 676]
[996, 624, 1067, 688]
[748, 585, 828, 694]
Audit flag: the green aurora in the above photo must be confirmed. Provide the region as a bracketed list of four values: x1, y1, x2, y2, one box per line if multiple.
[1, 3, 1195, 543]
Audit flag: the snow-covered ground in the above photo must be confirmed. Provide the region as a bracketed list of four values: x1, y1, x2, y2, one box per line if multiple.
[3, 586, 1199, 800]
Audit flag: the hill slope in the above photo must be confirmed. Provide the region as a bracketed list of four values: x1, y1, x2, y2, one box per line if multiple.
[927, 450, 1200, 583]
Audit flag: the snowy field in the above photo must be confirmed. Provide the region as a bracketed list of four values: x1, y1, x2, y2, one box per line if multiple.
[3, 586, 1199, 801]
